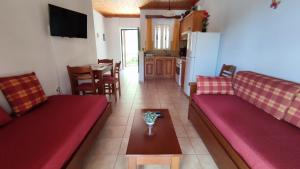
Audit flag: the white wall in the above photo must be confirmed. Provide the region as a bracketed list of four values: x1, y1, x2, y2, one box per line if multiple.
[93, 10, 107, 59]
[104, 18, 140, 61]
[0, 0, 97, 111]
[199, 0, 300, 83]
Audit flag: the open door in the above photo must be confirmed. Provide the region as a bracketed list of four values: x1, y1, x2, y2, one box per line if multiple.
[121, 29, 139, 71]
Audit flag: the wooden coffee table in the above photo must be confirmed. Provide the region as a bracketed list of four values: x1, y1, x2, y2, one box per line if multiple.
[126, 109, 182, 169]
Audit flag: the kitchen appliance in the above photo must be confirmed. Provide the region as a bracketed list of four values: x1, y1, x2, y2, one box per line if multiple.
[184, 32, 221, 96]
[175, 58, 183, 86]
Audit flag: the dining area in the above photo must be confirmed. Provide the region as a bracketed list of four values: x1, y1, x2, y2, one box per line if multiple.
[67, 59, 121, 101]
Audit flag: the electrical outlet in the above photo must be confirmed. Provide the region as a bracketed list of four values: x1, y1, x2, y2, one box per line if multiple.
[56, 86, 62, 94]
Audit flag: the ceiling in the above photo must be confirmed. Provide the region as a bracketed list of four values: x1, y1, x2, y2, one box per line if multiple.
[92, 0, 198, 17]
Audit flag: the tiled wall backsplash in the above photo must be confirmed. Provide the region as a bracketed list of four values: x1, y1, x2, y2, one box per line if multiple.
[144, 50, 179, 57]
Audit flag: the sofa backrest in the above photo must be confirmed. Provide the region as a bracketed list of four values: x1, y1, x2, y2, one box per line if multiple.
[233, 71, 300, 120]
[284, 93, 300, 128]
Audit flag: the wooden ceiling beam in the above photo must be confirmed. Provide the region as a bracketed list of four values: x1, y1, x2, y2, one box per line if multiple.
[145, 15, 181, 19]
[102, 13, 140, 18]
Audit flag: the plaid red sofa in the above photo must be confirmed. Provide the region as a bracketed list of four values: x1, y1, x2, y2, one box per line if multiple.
[189, 71, 300, 169]
[0, 95, 111, 169]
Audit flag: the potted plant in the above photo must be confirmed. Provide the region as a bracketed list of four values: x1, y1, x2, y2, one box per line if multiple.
[202, 11, 210, 32]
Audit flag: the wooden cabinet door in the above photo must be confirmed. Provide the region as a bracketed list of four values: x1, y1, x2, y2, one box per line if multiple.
[145, 57, 155, 79]
[155, 58, 164, 77]
[164, 58, 175, 78]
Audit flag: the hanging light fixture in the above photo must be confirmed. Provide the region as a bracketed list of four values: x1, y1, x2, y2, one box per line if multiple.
[163, 0, 175, 17]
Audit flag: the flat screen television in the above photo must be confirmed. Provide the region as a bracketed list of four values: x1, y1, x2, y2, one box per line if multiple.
[49, 4, 87, 38]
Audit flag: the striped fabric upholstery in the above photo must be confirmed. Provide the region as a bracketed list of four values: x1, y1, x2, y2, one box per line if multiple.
[0, 72, 47, 116]
[233, 71, 300, 119]
[196, 76, 234, 95]
[284, 93, 300, 128]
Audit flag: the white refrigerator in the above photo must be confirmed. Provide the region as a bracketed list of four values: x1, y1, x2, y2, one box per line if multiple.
[184, 32, 221, 96]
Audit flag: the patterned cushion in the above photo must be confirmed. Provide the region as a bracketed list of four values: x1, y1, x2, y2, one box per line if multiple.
[196, 76, 234, 95]
[0, 106, 12, 126]
[0, 72, 47, 116]
[233, 71, 300, 119]
[284, 93, 300, 128]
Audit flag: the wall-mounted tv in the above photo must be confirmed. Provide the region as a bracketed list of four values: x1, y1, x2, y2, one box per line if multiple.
[49, 4, 87, 38]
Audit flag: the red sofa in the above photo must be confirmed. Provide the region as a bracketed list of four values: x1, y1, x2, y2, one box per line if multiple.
[0, 95, 111, 169]
[189, 71, 300, 169]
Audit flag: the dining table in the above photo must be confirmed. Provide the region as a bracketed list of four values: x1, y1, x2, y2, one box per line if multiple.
[90, 63, 113, 94]
[71, 63, 113, 95]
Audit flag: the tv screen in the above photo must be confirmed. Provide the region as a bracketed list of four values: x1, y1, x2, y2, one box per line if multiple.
[49, 4, 87, 38]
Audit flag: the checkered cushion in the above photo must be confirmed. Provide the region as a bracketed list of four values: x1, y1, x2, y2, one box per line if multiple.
[284, 93, 300, 128]
[196, 76, 234, 95]
[0, 72, 47, 116]
[233, 71, 300, 119]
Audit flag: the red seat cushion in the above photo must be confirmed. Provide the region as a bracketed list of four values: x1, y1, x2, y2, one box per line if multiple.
[102, 76, 117, 84]
[192, 94, 300, 169]
[0, 107, 12, 126]
[0, 72, 47, 116]
[0, 95, 108, 169]
[78, 83, 95, 90]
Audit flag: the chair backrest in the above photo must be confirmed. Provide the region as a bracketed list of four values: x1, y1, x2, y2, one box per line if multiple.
[67, 65, 96, 93]
[98, 59, 113, 64]
[219, 64, 236, 77]
[114, 61, 121, 78]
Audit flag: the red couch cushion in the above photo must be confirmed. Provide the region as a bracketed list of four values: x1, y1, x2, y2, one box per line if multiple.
[196, 76, 234, 95]
[0, 72, 47, 116]
[284, 93, 300, 128]
[0, 106, 12, 126]
[233, 71, 300, 119]
[192, 94, 300, 169]
[0, 95, 108, 169]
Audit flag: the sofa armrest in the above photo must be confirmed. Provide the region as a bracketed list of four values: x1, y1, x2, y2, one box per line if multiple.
[189, 82, 197, 97]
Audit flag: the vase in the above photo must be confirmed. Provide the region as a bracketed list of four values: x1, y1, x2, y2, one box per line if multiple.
[146, 122, 154, 136]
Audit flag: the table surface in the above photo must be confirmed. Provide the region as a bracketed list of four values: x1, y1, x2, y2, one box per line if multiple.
[126, 109, 182, 155]
[90, 63, 113, 71]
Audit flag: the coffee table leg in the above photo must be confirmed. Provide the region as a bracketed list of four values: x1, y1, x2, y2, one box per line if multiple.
[171, 156, 180, 169]
[128, 156, 137, 169]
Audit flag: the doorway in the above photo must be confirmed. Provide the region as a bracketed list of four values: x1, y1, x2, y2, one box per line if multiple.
[121, 29, 139, 70]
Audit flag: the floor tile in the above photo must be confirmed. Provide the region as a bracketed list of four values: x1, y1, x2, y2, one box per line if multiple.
[178, 138, 195, 154]
[93, 138, 122, 155]
[190, 138, 209, 155]
[197, 155, 219, 169]
[107, 116, 129, 126]
[118, 138, 129, 155]
[185, 126, 200, 138]
[84, 155, 117, 169]
[99, 126, 126, 138]
[180, 155, 203, 169]
[174, 126, 188, 138]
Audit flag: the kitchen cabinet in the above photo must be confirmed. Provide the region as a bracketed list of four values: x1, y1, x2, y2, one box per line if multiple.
[144, 56, 176, 79]
[145, 57, 155, 78]
[180, 11, 205, 34]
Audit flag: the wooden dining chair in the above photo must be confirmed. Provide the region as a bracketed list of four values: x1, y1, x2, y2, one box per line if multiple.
[67, 65, 98, 95]
[219, 64, 236, 77]
[98, 59, 113, 64]
[97, 59, 113, 77]
[101, 61, 121, 101]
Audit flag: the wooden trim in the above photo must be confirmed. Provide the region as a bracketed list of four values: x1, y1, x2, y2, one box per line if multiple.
[145, 15, 181, 19]
[145, 18, 153, 51]
[64, 103, 112, 169]
[103, 13, 140, 18]
[188, 99, 250, 169]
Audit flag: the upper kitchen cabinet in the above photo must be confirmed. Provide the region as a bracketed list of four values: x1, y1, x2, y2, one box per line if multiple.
[180, 11, 206, 34]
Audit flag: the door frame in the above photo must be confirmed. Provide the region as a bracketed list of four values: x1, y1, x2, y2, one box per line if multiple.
[120, 28, 140, 70]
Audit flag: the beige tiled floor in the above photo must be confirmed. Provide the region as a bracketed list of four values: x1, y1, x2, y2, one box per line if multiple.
[83, 67, 218, 169]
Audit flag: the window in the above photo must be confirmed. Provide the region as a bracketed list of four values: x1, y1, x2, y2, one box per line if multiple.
[154, 24, 170, 49]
